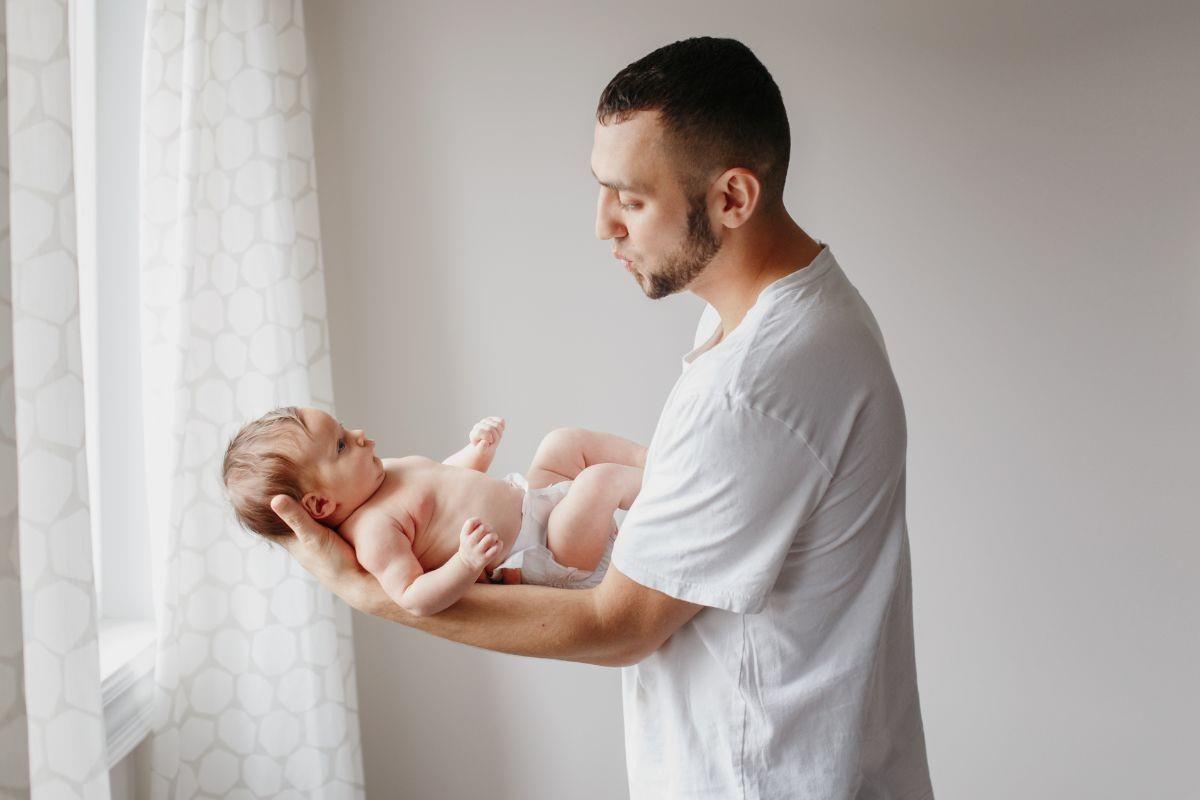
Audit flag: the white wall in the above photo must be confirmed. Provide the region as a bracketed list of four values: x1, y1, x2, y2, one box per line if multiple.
[306, 1, 1200, 798]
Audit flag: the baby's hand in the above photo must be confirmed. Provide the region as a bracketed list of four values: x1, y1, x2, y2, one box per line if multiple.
[469, 416, 505, 452]
[457, 518, 500, 572]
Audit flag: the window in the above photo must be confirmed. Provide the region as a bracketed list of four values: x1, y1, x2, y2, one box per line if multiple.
[72, 0, 156, 767]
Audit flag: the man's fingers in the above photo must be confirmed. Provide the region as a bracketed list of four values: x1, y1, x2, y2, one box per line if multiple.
[271, 495, 321, 546]
[271, 495, 302, 530]
[264, 495, 387, 614]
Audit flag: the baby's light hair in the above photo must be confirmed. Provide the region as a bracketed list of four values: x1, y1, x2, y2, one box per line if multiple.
[222, 406, 316, 540]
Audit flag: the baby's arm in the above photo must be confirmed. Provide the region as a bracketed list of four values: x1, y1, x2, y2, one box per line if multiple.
[442, 416, 505, 473]
[354, 517, 501, 617]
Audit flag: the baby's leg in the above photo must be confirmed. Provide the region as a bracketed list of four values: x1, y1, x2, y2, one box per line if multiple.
[525, 427, 648, 489]
[546, 463, 642, 571]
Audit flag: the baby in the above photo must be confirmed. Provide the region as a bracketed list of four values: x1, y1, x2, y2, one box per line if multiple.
[222, 407, 645, 616]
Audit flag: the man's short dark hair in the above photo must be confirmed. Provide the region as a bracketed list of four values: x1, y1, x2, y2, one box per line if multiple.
[597, 37, 791, 208]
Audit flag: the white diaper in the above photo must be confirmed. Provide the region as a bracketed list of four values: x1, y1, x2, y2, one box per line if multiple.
[489, 472, 625, 589]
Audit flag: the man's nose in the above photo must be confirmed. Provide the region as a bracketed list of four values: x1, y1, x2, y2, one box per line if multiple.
[352, 428, 367, 446]
[595, 193, 627, 241]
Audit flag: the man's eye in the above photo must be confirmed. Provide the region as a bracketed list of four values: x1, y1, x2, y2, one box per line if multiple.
[337, 439, 345, 453]
[618, 200, 641, 211]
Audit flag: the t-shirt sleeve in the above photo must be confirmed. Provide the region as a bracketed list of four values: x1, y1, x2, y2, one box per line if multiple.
[611, 392, 832, 614]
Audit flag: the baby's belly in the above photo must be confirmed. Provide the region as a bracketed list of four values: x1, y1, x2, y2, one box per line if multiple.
[417, 478, 526, 572]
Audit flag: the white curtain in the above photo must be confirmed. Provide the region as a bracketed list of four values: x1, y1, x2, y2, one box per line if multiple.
[1, 0, 111, 798]
[139, 1, 364, 797]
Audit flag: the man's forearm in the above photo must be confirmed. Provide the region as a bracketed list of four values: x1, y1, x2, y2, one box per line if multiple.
[269, 493, 653, 667]
[365, 581, 633, 667]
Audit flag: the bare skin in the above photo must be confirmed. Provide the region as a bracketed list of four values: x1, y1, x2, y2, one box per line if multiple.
[346, 457, 526, 572]
[274, 109, 823, 665]
[292, 407, 646, 616]
[524, 427, 644, 571]
[337, 456, 526, 612]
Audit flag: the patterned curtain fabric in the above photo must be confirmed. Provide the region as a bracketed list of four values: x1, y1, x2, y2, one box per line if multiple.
[139, 1, 365, 797]
[1, 0, 112, 798]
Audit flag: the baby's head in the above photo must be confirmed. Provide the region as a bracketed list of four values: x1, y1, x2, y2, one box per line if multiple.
[222, 405, 384, 539]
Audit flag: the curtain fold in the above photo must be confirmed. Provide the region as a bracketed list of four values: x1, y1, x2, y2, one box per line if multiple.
[139, 1, 364, 797]
[1, 0, 111, 798]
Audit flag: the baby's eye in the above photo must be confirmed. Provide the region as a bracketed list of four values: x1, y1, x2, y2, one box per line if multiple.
[337, 438, 345, 453]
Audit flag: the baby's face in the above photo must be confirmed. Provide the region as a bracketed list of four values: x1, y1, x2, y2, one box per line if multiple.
[296, 407, 384, 522]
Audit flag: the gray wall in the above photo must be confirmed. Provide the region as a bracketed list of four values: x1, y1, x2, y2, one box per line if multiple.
[306, 2, 1200, 798]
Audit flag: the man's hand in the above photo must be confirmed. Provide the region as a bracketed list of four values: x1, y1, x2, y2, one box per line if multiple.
[469, 416, 505, 453]
[270, 495, 391, 616]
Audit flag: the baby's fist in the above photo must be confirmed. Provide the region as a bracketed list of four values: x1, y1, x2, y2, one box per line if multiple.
[469, 416, 505, 452]
[457, 518, 500, 572]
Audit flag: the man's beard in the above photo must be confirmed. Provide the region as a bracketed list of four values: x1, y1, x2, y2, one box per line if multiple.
[640, 195, 722, 300]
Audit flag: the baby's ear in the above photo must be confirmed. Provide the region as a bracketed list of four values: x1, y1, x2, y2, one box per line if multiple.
[302, 492, 336, 521]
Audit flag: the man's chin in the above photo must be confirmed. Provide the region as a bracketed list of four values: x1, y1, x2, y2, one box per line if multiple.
[634, 274, 664, 300]
[640, 271, 682, 300]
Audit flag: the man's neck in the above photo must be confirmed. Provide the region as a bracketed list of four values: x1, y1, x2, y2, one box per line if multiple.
[689, 211, 824, 339]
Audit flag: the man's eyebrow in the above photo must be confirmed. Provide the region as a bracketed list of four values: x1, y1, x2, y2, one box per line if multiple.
[590, 166, 646, 194]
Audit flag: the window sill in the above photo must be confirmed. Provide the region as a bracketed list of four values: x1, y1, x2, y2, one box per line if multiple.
[98, 619, 156, 768]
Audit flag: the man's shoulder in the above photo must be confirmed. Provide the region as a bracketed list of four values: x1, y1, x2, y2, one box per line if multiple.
[739, 281, 897, 400]
[656, 389, 809, 451]
[672, 305, 901, 451]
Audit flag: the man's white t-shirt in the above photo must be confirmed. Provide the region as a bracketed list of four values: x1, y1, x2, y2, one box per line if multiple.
[611, 246, 934, 799]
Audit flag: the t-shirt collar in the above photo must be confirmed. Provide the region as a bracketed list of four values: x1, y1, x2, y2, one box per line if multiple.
[682, 244, 835, 368]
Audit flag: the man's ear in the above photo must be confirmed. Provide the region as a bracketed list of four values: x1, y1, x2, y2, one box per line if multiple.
[302, 492, 337, 521]
[712, 167, 762, 229]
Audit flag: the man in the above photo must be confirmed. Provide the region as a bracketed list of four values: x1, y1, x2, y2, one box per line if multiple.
[273, 37, 934, 799]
